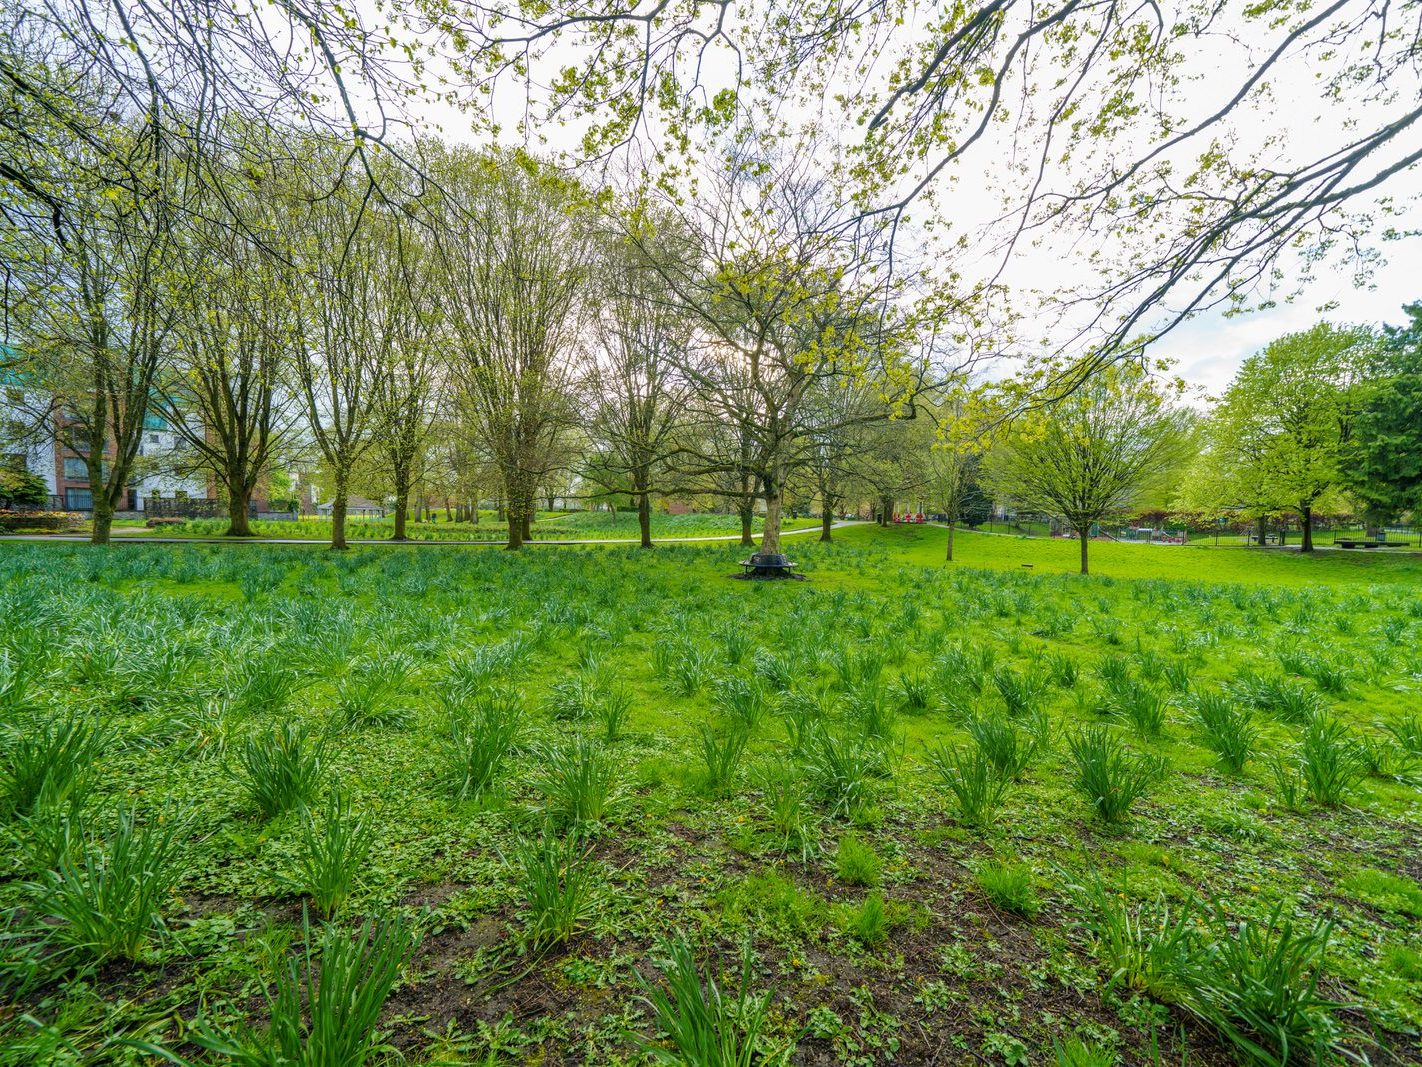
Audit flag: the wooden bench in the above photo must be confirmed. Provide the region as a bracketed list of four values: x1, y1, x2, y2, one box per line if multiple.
[1336, 539, 1405, 549]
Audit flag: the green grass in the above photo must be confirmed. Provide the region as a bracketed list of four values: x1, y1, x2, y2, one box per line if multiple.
[842, 522, 1422, 586]
[125, 510, 821, 542]
[0, 525, 1419, 1063]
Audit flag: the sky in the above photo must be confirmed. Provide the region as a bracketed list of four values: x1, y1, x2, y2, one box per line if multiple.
[329, 0, 1422, 396]
[1153, 267, 1419, 396]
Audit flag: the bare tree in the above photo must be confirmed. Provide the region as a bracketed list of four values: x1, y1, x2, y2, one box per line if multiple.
[631, 149, 926, 558]
[160, 191, 298, 536]
[582, 232, 696, 548]
[369, 225, 441, 541]
[286, 174, 386, 551]
[434, 150, 592, 550]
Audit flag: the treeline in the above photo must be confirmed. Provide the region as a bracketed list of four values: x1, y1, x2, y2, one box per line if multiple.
[0, 92, 967, 549]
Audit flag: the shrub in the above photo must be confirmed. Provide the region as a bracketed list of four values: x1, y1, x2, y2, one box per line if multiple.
[833, 833, 882, 887]
[1192, 692, 1258, 775]
[1188, 899, 1350, 1067]
[966, 714, 1039, 780]
[1067, 728, 1164, 822]
[442, 688, 520, 800]
[697, 723, 750, 797]
[197, 912, 417, 1067]
[925, 743, 1009, 827]
[233, 723, 326, 818]
[3, 713, 109, 819]
[636, 936, 773, 1067]
[280, 792, 374, 917]
[336, 654, 414, 728]
[28, 806, 187, 964]
[535, 738, 618, 825]
[517, 829, 601, 948]
[1298, 716, 1367, 808]
[975, 860, 1039, 918]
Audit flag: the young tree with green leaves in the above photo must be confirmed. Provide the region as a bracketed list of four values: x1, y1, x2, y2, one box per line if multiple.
[581, 232, 695, 549]
[991, 362, 1194, 574]
[1190, 323, 1374, 552]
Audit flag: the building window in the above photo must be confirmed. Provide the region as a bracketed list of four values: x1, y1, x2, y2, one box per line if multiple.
[63, 457, 87, 480]
[148, 433, 160, 444]
[64, 487, 93, 510]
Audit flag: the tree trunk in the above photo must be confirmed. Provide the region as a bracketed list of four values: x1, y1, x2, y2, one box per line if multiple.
[331, 474, 349, 550]
[760, 473, 784, 556]
[821, 504, 834, 542]
[1256, 515, 1266, 546]
[225, 484, 254, 537]
[739, 504, 754, 547]
[521, 512, 532, 542]
[1078, 527, 1089, 575]
[637, 491, 653, 549]
[392, 484, 409, 541]
[1300, 506, 1314, 552]
[946, 522, 956, 562]
[91, 496, 114, 545]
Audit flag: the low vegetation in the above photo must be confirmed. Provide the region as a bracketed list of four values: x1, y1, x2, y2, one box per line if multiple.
[1, 528, 1419, 1064]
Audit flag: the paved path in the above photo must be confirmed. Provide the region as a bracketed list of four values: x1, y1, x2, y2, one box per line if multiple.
[0, 520, 867, 547]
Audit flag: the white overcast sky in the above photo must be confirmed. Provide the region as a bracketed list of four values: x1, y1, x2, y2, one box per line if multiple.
[341, 0, 1421, 395]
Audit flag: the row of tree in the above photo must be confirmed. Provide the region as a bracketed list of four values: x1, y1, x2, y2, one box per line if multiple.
[1, 96, 972, 551]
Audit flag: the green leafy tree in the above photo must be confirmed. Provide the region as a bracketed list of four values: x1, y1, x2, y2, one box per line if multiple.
[1190, 324, 1374, 552]
[991, 363, 1193, 574]
[1343, 303, 1422, 523]
[0, 467, 47, 508]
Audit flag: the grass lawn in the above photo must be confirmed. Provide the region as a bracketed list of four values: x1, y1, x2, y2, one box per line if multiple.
[119, 511, 821, 542]
[857, 521, 1422, 587]
[1, 530, 1419, 1065]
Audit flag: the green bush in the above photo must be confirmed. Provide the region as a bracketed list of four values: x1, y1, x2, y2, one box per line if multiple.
[1067, 728, 1164, 822]
[28, 806, 187, 964]
[233, 723, 326, 818]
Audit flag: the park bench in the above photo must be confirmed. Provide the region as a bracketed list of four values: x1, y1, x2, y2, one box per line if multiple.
[738, 552, 800, 578]
[1335, 538, 1406, 549]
